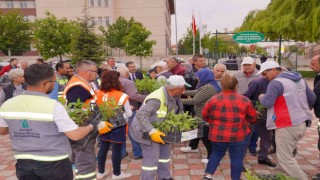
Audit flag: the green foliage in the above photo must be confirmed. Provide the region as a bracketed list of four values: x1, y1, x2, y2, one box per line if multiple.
[71, 20, 104, 65]
[255, 101, 266, 112]
[60, 98, 91, 125]
[0, 10, 31, 55]
[298, 70, 317, 78]
[135, 79, 165, 94]
[98, 97, 119, 120]
[101, 16, 155, 68]
[238, 0, 320, 42]
[33, 11, 79, 60]
[122, 23, 156, 57]
[101, 16, 135, 50]
[152, 111, 201, 132]
[245, 170, 296, 180]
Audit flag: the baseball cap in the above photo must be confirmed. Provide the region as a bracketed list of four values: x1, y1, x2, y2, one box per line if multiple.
[150, 61, 167, 69]
[257, 61, 280, 75]
[167, 75, 191, 87]
[241, 57, 255, 65]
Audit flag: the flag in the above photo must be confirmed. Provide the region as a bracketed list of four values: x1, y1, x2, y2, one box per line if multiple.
[192, 14, 196, 36]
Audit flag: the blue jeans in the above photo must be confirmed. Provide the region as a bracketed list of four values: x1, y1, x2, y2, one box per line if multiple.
[206, 140, 246, 180]
[121, 111, 142, 158]
[249, 126, 259, 152]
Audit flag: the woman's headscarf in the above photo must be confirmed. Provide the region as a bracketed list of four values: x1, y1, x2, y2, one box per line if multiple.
[195, 67, 221, 93]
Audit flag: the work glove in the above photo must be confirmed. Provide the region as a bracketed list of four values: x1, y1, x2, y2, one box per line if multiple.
[97, 121, 113, 135]
[150, 130, 166, 144]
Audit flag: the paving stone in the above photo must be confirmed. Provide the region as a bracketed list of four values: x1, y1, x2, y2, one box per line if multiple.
[173, 164, 189, 170]
[174, 169, 190, 176]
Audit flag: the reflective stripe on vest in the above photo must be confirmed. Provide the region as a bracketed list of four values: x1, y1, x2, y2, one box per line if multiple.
[0, 112, 53, 121]
[141, 166, 158, 171]
[143, 87, 167, 118]
[14, 154, 68, 162]
[62, 75, 96, 105]
[75, 172, 96, 179]
[159, 158, 170, 163]
[118, 94, 128, 106]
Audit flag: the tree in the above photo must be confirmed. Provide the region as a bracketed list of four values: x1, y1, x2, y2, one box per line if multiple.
[0, 10, 31, 56]
[238, 0, 320, 42]
[71, 21, 104, 65]
[177, 27, 212, 55]
[122, 23, 156, 69]
[101, 17, 140, 51]
[33, 12, 79, 60]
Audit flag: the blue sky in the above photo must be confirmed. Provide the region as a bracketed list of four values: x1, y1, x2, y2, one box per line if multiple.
[171, 0, 270, 44]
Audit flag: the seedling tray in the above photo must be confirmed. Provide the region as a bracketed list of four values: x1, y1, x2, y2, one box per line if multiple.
[69, 104, 103, 149]
[142, 122, 204, 144]
[107, 108, 127, 129]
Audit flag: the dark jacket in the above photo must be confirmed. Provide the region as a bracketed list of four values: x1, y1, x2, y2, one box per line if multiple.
[129, 71, 143, 81]
[313, 75, 320, 118]
[4, 83, 27, 101]
[170, 63, 185, 76]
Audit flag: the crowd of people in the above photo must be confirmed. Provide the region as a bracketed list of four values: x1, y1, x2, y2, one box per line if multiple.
[0, 54, 318, 180]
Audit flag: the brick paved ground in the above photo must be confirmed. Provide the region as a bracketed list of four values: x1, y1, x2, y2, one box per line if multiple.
[1, 117, 319, 180]
[0, 78, 319, 180]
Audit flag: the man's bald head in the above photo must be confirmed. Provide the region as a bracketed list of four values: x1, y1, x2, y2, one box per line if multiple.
[213, 63, 226, 80]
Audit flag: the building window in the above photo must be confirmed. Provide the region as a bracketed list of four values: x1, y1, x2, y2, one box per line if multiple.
[91, 17, 96, 26]
[6, 1, 14, 8]
[105, 17, 109, 26]
[20, 1, 27, 8]
[90, 0, 94, 7]
[97, 0, 101, 6]
[104, 0, 109, 6]
[97, 17, 102, 26]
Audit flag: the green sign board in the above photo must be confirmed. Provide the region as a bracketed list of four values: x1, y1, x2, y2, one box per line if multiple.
[232, 31, 265, 44]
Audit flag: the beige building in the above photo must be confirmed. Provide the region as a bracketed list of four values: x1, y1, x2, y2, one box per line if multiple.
[36, 0, 174, 56]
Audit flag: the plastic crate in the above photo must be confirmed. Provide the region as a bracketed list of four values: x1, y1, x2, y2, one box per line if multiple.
[142, 122, 204, 144]
[69, 104, 102, 149]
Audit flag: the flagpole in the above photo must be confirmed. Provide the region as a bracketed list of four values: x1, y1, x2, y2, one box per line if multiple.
[192, 13, 196, 55]
[174, 0, 178, 56]
[193, 32, 195, 55]
[199, 12, 202, 55]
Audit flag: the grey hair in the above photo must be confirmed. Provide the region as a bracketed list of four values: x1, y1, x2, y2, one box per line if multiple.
[213, 63, 226, 70]
[8, 68, 24, 80]
[117, 66, 129, 78]
[75, 60, 97, 73]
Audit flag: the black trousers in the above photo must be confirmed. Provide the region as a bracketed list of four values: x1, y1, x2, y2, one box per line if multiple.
[255, 120, 272, 160]
[188, 126, 212, 159]
[16, 158, 73, 180]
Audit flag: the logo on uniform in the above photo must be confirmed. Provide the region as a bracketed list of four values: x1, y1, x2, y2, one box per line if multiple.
[20, 120, 29, 128]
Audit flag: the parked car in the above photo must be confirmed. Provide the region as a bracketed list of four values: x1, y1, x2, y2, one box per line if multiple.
[0, 60, 9, 71]
[115, 60, 141, 69]
[222, 59, 241, 70]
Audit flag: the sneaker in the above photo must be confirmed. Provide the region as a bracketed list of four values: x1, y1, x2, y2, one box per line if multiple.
[201, 159, 209, 164]
[202, 175, 213, 180]
[97, 171, 108, 179]
[180, 146, 199, 153]
[112, 172, 132, 179]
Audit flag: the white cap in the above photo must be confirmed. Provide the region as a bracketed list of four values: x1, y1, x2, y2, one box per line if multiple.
[257, 61, 280, 75]
[241, 57, 255, 65]
[167, 75, 191, 87]
[150, 61, 167, 69]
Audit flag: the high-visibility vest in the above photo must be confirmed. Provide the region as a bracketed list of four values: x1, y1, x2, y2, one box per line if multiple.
[56, 74, 68, 98]
[62, 75, 96, 105]
[143, 87, 167, 118]
[0, 94, 70, 161]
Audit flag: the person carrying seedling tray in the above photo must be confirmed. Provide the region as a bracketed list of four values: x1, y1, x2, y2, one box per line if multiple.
[130, 75, 191, 180]
[95, 70, 133, 180]
[63, 60, 113, 180]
